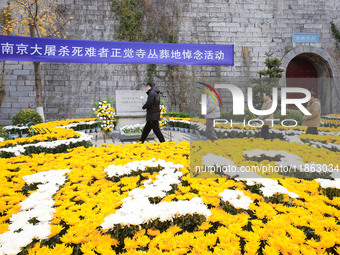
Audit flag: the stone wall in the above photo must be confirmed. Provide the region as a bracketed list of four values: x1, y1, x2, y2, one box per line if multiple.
[1, 0, 340, 125]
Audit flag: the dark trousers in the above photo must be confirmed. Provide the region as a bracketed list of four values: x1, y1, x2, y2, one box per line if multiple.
[306, 127, 318, 135]
[261, 125, 269, 139]
[139, 120, 165, 143]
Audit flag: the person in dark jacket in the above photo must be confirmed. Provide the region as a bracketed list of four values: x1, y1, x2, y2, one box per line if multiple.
[139, 82, 165, 143]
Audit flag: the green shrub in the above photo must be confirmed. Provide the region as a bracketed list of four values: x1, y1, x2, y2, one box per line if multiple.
[12, 110, 43, 126]
[165, 111, 191, 118]
[274, 109, 304, 126]
[0, 126, 8, 140]
[220, 108, 303, 126]
[220, 108, 256, 122]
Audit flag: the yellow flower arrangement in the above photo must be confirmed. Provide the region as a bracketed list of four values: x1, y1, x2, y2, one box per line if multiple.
[159, 105, 166, 128]
[0, 137, 339, 254]
[0, 128, 80, 149]
[94, 100, 116, 132]
[300, 134, 340, 145]
[0, 118, 97, 158]
[0, 119, 97, 149]
[1, 112, 340, 254]
[322, 114, 340, 128]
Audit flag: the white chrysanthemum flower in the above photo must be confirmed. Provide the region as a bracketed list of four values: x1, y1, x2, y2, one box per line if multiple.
[219, 190, 253, 210]
[101, 159, 213, 229]
[316, 178, 340, 189]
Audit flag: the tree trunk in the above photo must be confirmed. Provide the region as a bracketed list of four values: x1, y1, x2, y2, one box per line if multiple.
[29, 23, 44, 120]
[34, 61, 44, 120]
[0, 61, 6, 106]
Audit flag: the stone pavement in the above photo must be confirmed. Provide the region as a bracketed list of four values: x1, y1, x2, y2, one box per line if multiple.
[90, 130, 199, 146]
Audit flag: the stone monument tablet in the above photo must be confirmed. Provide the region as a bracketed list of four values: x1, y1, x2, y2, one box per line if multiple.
[115, 90, 147, 129]
[116, 90, 147, 117]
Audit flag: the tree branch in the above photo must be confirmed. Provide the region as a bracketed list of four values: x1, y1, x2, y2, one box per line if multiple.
[33, 0, 41, 37]
[14, 0, 34, 17]
[46, 18, 70, 38]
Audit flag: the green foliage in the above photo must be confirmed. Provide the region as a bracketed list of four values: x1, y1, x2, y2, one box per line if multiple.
[220, 108, 256, 122]
[252, 57, 284, 109]
[165, 111, 191, 118]
[111, 0, 143, 42]
[111, 0, 189, 109]
[0, 126, 8, 140]
[12, 110, 43, 126]
[330, 21, 340, 49]
[111, 0, 177, 44]
[257, 58, 284, 79]
[274, 109, 304, 126]
[146, 64, 157, 83]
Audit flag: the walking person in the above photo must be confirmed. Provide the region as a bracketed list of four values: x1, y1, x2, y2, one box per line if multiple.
[205, 92, 220, 141]
[302, 91, 321, 134]
[258, 92, 274, 139]
[139, 82, 165, 143]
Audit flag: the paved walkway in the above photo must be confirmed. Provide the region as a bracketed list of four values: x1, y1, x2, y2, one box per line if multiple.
[90, 130, 199, 146]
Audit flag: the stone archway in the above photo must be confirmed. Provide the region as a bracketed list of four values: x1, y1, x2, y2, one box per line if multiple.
[286, 56, 318, 108]
[281, 46, 340, 114]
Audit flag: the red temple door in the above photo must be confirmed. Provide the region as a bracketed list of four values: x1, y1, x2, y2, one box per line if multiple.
[286, 56, 318, 103]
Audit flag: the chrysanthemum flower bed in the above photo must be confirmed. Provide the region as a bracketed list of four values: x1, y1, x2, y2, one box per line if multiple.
[322, 114, 340, 128]
[1, 131, 340, 254]
[190, 118, 340, 152]
[0, 119, 97, 158]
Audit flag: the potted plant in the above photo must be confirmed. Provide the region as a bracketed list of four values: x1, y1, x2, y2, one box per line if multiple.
[174, 120, 179, 131]
[90, 122, 96, 133]
[184, 121, 190, 133]
[85, 123, 91, 133]
[169, 120, 174, 131]
[95, 122, 101, 133]
[119, 123, 155, 141]
[178, 120, 182, 131]
[78, 123, 86, 133]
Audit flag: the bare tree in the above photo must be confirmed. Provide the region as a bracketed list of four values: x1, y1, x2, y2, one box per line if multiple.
[1, 0, 71, 119]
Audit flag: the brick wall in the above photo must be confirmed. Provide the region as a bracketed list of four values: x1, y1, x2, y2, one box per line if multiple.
[1, 0, 339, 125]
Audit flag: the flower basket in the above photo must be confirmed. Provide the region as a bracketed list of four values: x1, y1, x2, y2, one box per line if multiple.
[119, 124, 155, 141]
[93, 99, 116, 135]
[119, 129, 155, 141]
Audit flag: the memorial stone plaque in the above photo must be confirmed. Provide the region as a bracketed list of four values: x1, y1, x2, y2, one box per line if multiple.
[116, 90, 146, 117]
[115, 90, 147, 129]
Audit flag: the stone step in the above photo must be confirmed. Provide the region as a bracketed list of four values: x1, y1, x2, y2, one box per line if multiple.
[91, 130, 199, 146]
